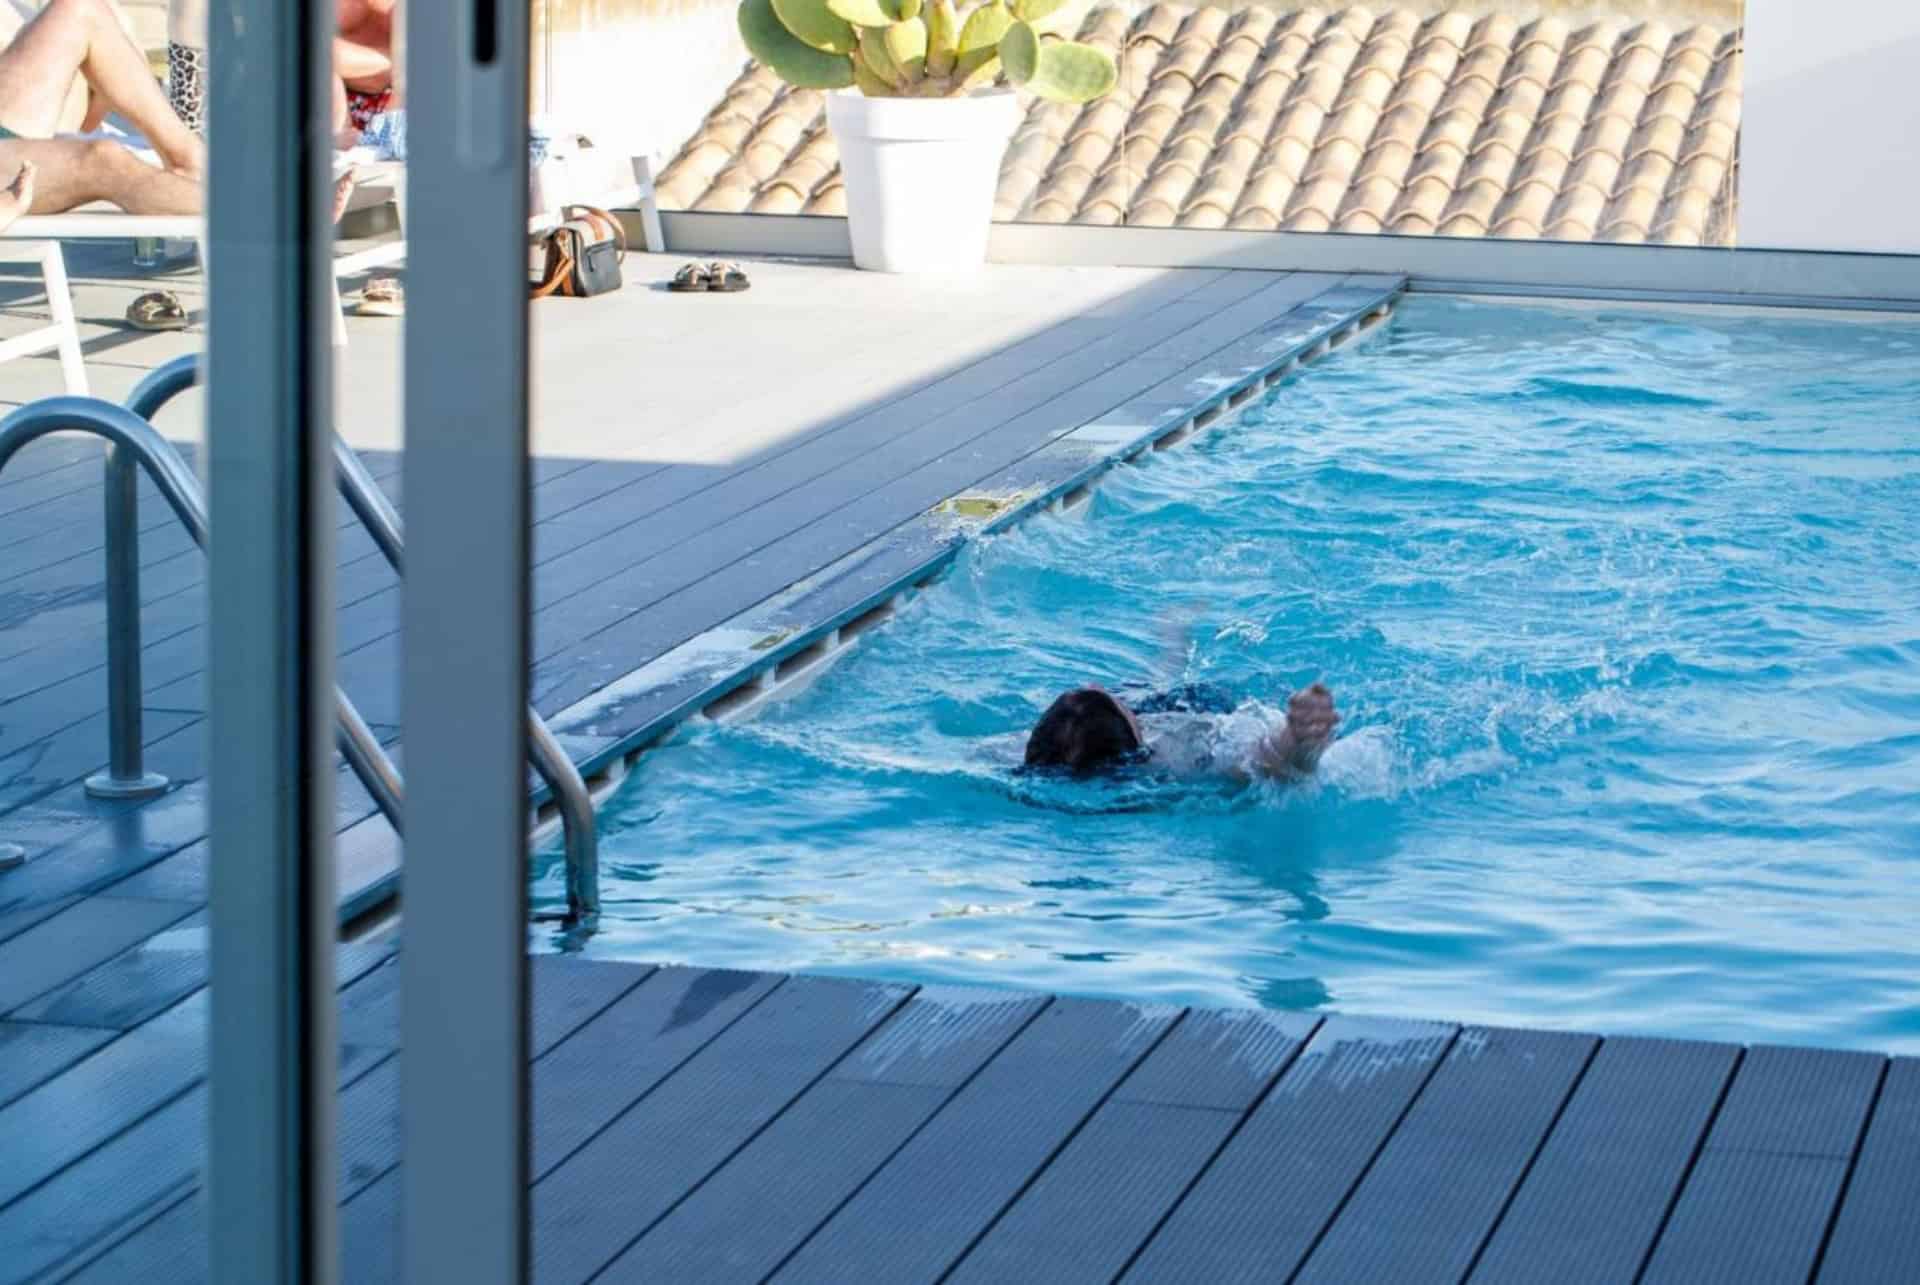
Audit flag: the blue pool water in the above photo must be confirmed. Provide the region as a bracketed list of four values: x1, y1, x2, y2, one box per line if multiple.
[550, 298, 1920, 1051]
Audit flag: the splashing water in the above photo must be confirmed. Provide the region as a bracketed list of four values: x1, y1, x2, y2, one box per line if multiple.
[547, 298, 1920, 1051]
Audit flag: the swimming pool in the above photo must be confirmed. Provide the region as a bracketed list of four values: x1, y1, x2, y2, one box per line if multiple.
[547, 297, 1920, 1052]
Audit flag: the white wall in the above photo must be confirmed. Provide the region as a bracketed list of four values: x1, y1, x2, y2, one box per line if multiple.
[1741, 0, 1920, 253]
[533, 0, 748, 163]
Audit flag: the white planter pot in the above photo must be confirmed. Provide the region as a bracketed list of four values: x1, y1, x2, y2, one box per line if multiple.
[825, 90, 1022, 274]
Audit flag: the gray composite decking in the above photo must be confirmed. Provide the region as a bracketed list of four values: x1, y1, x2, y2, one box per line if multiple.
[0, 952, 1915, 1283]
[6, 260, 1917, 1280]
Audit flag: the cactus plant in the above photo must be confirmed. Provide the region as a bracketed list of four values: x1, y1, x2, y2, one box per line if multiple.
[739, 0, 1116, 103]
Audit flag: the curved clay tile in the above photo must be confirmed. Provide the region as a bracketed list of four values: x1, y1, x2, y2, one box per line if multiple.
[1130, 196, 1181, 226]
[1541, 178, 1607, 240]
[1129, 4, 1188, 52]
[1334, 206, 1386, 233]
[1078, 160, 1140, 213]
[1422, 9, 1476, 54]
[801, 182, 844, 217]
[1393, 171, 1453, 224]
[1436, 206, 1490, 237]
[1029, 195, 1081, 222]
[1280, 205, 1334, 232]
[1336, 167, 1409, 227]
[1214, 6, 1279, 63]
[1651, 185, 1712, 244]
[747, 180, 812, 215]
[1178, 199, 1232, 229]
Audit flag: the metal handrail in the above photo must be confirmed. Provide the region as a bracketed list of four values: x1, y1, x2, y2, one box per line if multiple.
[0, 393, 406, 839]
[0, 355, 598, 921]
[329, 421, 600, 920]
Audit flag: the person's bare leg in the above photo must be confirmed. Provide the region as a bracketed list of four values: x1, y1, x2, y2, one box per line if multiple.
[0, 0, 204, 178]
[0, 136, 199, 215]
[332, 73, 354, 145]
[0, 161, 35, 230]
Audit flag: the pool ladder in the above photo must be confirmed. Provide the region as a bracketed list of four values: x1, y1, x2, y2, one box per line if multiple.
[0, 355, 599, 923]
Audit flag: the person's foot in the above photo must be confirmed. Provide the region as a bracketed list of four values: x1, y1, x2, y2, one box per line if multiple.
[162, 136, 208, 184]
[333, 169, 358, 224]
[1284, 682, 1340, 765]
[0, 162, 36, 229]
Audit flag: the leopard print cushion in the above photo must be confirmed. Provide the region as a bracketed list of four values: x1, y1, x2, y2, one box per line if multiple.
[166, 43, 207, 135]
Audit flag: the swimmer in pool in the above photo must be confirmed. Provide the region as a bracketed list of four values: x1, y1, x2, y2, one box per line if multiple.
[1024, 681, 1339, 781]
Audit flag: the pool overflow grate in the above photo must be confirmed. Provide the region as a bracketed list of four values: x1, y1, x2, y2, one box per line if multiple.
[542, 284, 1402, 817]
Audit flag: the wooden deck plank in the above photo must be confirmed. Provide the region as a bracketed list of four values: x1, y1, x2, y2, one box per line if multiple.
[516, 973, 914, 1285]
[1471, 1036, 1741, 1285]
[948, 1008, 1321, 1284]
[0, 776, 210, 926]
[60, 1191, 201, 1285]
[0, 448, 404, 599]
[772, 997, 1180, 1283]
[0, 1078, 204, 1284]
[0, 472, 400, 682]
[0, 455, 605, 726]
[1293, 1026, 1597, 1282]
[1641, 1045, 1886, 1284]
[0, 1027, 400, 1285]
[19, 952, 630, 1283]
[5, 909, 208, 1029]
[1124, 1015, 1457, 1283]
[0, 1020, 116, 1111]
[0, 895, 196, 1015]
[531, 964, 784, 1179]
[0, 435, 103, 490]
[330, 958, 659, 1206]
[607, 987, 1047, 1281]
[0, 942, 395, 1218]
[1814, 1057, 1920, 1282]
[0, 710, 201, 814]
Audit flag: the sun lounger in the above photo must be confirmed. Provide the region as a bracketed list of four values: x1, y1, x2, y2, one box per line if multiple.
[1, 152, 663, 392]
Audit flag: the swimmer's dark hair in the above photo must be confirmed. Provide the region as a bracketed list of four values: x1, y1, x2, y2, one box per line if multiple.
[1024, 688, 1142, 775]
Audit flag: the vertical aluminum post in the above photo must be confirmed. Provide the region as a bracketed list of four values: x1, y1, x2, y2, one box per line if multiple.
[204, 0, 339, 1280]
[400, 1, 532, 1282]
[85, 446, 168, 799]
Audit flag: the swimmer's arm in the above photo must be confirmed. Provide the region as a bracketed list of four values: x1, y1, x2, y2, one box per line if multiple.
[1250, 683, 1339, 781]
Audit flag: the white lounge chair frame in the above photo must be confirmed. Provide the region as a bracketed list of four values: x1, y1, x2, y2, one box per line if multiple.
[1, 154, 665, 394]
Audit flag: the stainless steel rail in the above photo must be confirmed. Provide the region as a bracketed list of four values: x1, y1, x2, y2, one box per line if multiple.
[0, 357, 599, 921]
[0, 392, 407, 840]
[330, 423, 600, 919]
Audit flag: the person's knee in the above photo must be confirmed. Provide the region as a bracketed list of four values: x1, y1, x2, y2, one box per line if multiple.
[81, 137, 135, 170]
[48, 0, 115, 23]
[78, 137, 145, 195]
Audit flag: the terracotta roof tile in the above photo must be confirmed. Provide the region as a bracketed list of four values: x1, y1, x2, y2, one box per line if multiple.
[660, 2, 1742, 245]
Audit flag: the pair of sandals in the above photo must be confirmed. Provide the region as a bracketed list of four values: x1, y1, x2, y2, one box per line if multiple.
[127, 290, 189, 332]
[125, 278, 404, 330]
[669, 260, 751, 293]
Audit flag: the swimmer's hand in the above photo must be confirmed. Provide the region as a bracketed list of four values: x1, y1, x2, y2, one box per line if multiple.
[1253, 682, 1340, 781]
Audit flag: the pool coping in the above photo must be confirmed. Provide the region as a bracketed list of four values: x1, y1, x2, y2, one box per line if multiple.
[522, 274, 1405, 859]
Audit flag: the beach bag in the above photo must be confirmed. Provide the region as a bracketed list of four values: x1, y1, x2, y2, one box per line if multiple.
[532, 205, 625, 299]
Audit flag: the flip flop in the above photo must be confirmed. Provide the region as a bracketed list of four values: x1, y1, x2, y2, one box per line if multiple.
[668, 262, 711, 293]
[707, 260, 751, 293]
[126, 290, 189, 332]
[354, 277, 405, 316]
